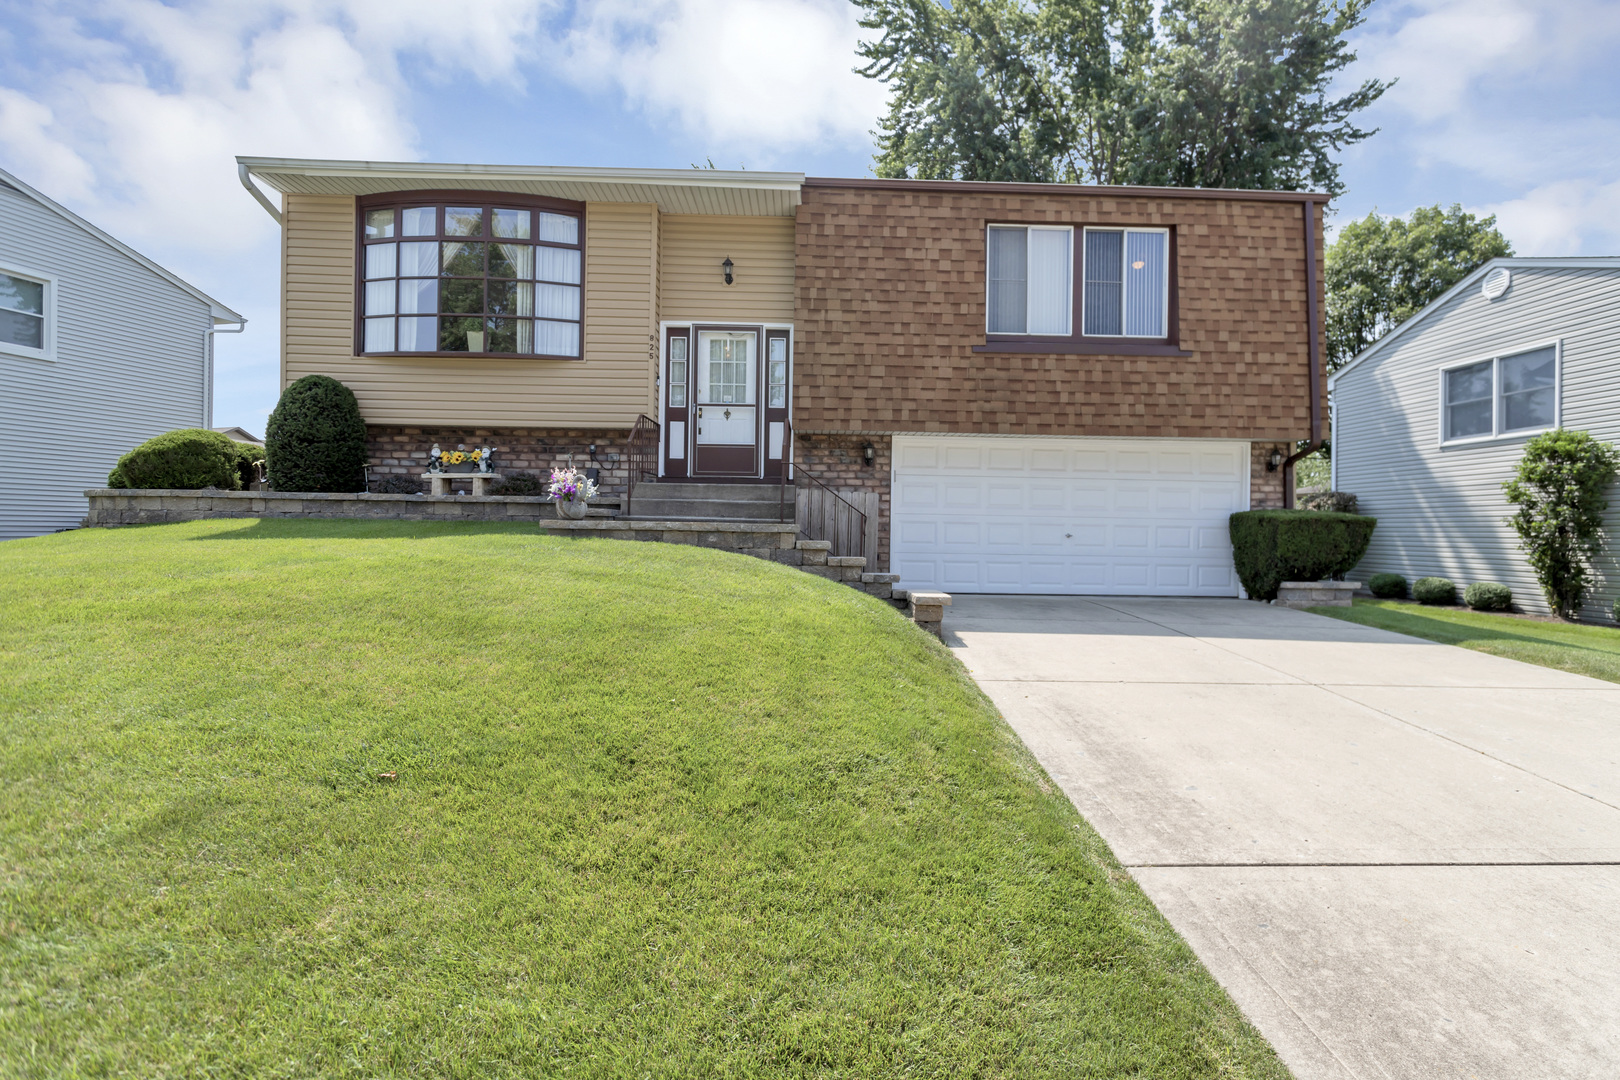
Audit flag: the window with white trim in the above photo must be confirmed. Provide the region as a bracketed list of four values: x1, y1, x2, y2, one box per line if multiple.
[1442, 344, 1558, 443]
[1082, 228, 1168, 337]
[986, 225, 1072, 335]
[0, 270, 49, 357]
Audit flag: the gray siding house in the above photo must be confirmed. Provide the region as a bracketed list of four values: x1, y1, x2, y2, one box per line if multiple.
[1330, 258, 1620, 618]
[0, 167, 244, 539]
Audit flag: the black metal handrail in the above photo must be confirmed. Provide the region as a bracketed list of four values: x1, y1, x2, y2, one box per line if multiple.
[779, 417, 870, 560]
[625, 413, 659, 519]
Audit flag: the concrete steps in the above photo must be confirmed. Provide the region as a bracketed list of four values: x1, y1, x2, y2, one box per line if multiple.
[626, 480, 792, 522]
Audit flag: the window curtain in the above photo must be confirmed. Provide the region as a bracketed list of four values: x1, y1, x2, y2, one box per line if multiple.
[987, 227, 1028, 334]
[1027, 229, 1072, 335]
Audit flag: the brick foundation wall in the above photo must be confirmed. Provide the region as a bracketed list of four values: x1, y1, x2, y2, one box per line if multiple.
[793, 433, 892, 571]
[367, 426, 631, 494]
[1250, 441, 1289, 509]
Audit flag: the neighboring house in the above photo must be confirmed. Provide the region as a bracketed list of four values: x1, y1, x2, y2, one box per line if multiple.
[0, 167, 244, 539]
[213, 426, 264, 445]
[1330, 258, 1620, 618]
[238, 157, 1327, 595]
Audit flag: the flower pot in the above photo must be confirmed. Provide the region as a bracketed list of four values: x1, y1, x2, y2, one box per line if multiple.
[555, 498, 589, 520]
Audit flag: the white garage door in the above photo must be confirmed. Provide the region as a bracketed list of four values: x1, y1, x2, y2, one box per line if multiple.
[892, 436, 1250, 596]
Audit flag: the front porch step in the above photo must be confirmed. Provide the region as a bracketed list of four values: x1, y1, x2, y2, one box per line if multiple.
[626, 480, 793, 522]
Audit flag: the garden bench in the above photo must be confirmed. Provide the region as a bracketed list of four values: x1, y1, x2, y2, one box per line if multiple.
[420, 472, 502, 496]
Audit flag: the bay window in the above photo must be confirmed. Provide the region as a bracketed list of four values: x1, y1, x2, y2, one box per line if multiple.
[357, 194, 583, 358]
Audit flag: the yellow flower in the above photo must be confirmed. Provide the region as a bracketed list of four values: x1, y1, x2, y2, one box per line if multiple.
[471, 450, 481, 460]
[451, 452, 465, 464]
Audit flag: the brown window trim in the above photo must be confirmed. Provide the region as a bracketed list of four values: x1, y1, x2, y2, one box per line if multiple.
[979, 222, 1182, 354]
[353, 189, 587, 361]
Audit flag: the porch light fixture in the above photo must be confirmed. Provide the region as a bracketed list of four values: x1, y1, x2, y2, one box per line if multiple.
[1267, 448, 1284, 471]
[722, 257, 734, 285]
[862, 443, 876, 466]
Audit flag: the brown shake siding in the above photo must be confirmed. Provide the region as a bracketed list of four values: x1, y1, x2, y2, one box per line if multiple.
[792, 181, 1325, 440]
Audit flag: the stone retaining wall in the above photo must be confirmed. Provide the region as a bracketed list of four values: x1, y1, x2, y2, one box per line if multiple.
[83, 489, 615, 526]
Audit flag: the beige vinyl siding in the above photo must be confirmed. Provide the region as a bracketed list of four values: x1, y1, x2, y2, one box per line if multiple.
[659, 215, 794, 322]
[1333, 265, 1620, 618]
[280, 195, 658, 428]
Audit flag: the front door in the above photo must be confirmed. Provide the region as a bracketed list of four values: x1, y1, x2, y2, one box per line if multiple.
[692, 329, 759, 477]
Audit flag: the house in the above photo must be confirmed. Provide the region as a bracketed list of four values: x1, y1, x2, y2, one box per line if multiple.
[0, 167, 244, 539]
[1330, 257, 1620, 618]
[238, 156, 1327, 595]
[213, 426, 264, 446]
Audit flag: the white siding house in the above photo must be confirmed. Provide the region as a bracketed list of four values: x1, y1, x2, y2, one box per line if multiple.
[0, 167, 244, 539]
[1330, 258, 1620, 619]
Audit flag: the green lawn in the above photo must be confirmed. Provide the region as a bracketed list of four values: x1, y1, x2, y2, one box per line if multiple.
[0, 520, 1283, 1079]
[1311, 597, 1620, 684]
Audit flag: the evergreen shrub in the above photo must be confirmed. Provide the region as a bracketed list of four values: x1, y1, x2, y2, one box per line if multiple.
[1299, 490, 1358, 513]
[1412, 577, 1456, 605]
[371, 473, 424, 495]
[1368, 573, 1408, 599]
[1463, 582, 1512, 611]
[106, 429, 240, 490]
[1228, 510, 1377, 601]
[265, 375, 367, 492]
[490, 471, 546, 496]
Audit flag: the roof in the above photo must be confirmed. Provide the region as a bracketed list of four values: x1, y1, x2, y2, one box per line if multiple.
[0, 166, 245, 325]
[1328, 257, 1620, 388]
[237, 157, 806, 218]
[804, 176, 1332, 204]
[212, 426, 263, 445]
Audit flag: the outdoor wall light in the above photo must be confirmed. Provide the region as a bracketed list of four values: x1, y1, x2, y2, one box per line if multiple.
[862, 443, 876, 466]
[1267, 448, 1285, 472]
[722, 257, 734, 285]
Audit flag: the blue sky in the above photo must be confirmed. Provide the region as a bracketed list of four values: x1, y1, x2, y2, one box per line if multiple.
[1, 0, 1615, 434]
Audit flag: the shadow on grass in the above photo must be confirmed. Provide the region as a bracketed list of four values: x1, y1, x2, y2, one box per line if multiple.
[182, 518, 539, 541]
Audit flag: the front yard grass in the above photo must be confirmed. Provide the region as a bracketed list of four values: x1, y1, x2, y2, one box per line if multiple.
[0, 520, 1284, 1079]
[1311, 597, 1620, 684]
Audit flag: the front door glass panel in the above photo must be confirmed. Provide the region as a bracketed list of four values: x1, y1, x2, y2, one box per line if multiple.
[696, 332, 757, 445]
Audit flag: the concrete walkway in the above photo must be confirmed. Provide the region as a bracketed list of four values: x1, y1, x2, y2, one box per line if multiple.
[948, 595, 1620, 1080]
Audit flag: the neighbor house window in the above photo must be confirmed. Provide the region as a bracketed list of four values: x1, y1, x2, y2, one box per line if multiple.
[1442, 343, 1558, 443]
[358, 196, 583, 358]
[1082, 228, 1168, 337]
[0, 269, 50, 358]
[987, 225, 1073, 335]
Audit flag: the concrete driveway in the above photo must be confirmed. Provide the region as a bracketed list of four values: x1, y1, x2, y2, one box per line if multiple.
[948, 595, 1620, 1080]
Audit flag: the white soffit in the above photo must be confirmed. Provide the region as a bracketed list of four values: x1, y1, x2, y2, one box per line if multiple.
[237, 157, 805, 217]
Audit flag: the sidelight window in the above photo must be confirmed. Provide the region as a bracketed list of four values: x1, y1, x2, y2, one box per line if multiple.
[358, 198, 582, 358]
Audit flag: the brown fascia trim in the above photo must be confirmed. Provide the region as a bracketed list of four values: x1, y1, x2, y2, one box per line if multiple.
[803, 176, 1333, 204]
[1281, 198, 1326, 508]
[973, 341, 1192, 357]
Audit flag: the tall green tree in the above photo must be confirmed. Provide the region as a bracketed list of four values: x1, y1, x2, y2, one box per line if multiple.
[1325, 204, 1514, 373]
[852, 0, 1389, 192]
[1503, 430, 1620, 620]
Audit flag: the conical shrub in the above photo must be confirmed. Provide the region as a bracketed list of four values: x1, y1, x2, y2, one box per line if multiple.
[265, 375, 367, 492]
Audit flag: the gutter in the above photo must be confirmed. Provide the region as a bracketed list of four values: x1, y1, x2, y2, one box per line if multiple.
[238, 162, 282, 225]
[1281, 197, 1325, 508]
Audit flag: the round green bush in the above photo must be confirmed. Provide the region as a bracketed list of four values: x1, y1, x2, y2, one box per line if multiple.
[1463, 582, 1512, 611]
[1412, 577, 1457, 605]
[265, 375, 367, 493]
[1368, 573, 1408, 599]
[107, 429, 241, 490]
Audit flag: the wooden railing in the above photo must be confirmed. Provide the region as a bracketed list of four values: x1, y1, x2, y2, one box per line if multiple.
[624, 414, 659, 520]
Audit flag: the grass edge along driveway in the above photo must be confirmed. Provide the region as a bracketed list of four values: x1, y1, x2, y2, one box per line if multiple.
[0, 519, 1287, 1079]
[1310, 597, 1620, 684]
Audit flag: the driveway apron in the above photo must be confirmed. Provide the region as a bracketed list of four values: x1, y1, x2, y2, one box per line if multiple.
[948, 596, 1620, 1080]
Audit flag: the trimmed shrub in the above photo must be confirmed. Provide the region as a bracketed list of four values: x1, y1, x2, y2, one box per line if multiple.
[1503, 429, 1620, 618]
[371, 473, 424, 495]
[490, 471, 546, 496]
[1464, 582, 1512, 611]
[265, 375, 367, 493]
[1412, 577, 1456, 605]
[106, 428, 240, 490]
[1368, 572, 1408, 599]
[1228, 510, 1377, 601]
[1299, 490, 1358, 514]
[231, 442, 266, 488]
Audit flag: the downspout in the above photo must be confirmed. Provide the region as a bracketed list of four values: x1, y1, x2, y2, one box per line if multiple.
[204, 321, 247, 429]
[238, 162, 282, 225]
[1281, 197, 1325, 507]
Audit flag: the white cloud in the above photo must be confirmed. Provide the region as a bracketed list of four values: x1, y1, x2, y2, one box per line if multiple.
[557, 0, 886, 153]
[1483, 179, 1620, 256]
[0, 89, 95, 200]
